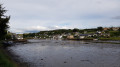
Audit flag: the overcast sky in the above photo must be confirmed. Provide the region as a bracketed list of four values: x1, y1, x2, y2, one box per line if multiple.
[1, 0, 120, 33]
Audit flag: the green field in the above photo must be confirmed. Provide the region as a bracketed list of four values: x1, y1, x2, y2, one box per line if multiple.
[0, 43, 17, 67]
[99, 37, 120, 40]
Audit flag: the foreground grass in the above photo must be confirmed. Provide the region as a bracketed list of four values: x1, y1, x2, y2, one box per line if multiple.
[0, 43, 17, 67]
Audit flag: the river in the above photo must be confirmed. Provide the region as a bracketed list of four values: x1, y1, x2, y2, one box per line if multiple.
[8, 39, 120, 67]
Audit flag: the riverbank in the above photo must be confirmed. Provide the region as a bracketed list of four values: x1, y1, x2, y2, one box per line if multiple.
[67, 37, 120, 41]
[99, 37, 120, 40]
[0, 42, 17, 67]
[0, 39, 119, 67]
[0, 41, 29, 67]
[7, 39, 120, 67]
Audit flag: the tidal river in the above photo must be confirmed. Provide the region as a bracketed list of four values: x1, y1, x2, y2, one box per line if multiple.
[8, 39, 120, 67]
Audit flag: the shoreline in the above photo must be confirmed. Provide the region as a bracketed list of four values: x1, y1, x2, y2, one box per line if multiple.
[0, 42, 28, 67]
[0, 43, 17, 67]
[5, 47, 29, 67]
[67, 38, 120, 41]
[0, 39, 120, 67]
[7, 39, 120, 67]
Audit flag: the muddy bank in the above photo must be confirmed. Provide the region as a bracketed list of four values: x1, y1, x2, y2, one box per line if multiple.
[0, 45, 17, 67]
[5, 48, 29, 67]
[1, 41, 29, 67]
[7, 39, 120, 67]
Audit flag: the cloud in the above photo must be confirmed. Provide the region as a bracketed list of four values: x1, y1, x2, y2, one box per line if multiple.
[1, 0, 120, 33]
[112, 16, 120, 19]
[10, 25, 73, 33]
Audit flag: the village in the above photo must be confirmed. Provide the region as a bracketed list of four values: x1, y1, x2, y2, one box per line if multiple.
[1, 1, 120, 67]
[7, 27, 120, 40]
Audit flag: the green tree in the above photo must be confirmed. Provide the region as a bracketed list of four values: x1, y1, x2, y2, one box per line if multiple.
[118, 28, 120, 32]
[0, 4, 10, 40]
[97, 27, 103, 31]
[5, 33, 12, 40]
[73, 28, 79, 32]
[110, 31, 120, 37]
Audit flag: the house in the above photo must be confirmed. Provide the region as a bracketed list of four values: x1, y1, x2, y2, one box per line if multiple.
[79, 36, 85, 39]
[11, 33, 23, 40]
[93, 34, 97, 36]
[16, 34, 23, 40]
[112, 27, 119, 31]
[103, 27, 110, 31]
[79, 33, 94, 39]
[103, 27, 120, 31]
[96, 31, 102, 34]
[53, 35, 63, 39]
[74, 32, 79, 36]
[67, 35, 74, 39]
[79, 34, 89, 39]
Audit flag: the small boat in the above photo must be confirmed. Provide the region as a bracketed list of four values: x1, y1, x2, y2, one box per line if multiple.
[93, 39, 98, 41]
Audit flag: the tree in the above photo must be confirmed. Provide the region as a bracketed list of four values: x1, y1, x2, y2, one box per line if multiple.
[0, 4, 10, 40]
[118, 28, 120, 32]
[73, 28, 79, 32]
[97, 27, 103, 31]
[110, 31, 120, 37]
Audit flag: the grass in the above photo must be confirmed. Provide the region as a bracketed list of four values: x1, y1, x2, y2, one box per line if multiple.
[0, 42, 17, 67]
[99, 37, 120, 40]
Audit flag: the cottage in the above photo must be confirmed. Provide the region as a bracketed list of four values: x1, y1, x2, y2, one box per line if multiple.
[103, 27, 110, 31]
[112, 27, 119, 31]
[11, 33, 23, 40]
[16, 34, 23, 40]
[79, 34, 88, 39]
[53, 35, 63, 39]
[67, 35, 74, 39]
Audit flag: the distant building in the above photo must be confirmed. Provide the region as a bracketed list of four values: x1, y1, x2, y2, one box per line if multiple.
[103, 27, 110, 31]
[112, 27, 119, 31]
[103, 27, 120, 31]
[96, 31, 102, 34]
[11, 33, 23, 40]
[67, 35, 74, 39]
[74, 32, 79, 36]
[79, 36, 85, 39]
[53, 35, 63, 39]
[79, 34, 89, 39]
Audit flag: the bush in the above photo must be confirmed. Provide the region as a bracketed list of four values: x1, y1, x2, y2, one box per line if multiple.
[110, 31, 120, 37]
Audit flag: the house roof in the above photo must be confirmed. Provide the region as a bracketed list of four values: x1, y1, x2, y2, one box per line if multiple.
[79, 34, 89, 36]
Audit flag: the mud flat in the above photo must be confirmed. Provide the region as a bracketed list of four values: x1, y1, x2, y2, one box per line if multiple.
[8, 39, 120, 67]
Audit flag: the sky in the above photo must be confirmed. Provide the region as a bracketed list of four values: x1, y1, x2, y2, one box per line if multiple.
[1, 0, 120, 33]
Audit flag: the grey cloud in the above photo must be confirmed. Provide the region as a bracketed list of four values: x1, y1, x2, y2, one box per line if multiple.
[1, 0, 120, 33]
[112, 16, 120, 19]
[10, 25, 73, 33]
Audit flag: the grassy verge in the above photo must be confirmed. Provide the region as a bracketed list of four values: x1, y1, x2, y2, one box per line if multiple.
[0, 42, 17, 67]
[99, 37, 120, 40]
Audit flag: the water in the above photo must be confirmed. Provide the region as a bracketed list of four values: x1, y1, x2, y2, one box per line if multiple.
[8, 39, 120, 67]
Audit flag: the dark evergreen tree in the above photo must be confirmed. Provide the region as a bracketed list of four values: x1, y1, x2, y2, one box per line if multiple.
[73, 28, 79, 32]
[97, 27, 103, 31]
[0, 4, 10, 40]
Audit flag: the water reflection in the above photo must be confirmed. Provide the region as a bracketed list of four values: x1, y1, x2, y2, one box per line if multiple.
[8, 39, 120, 67]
